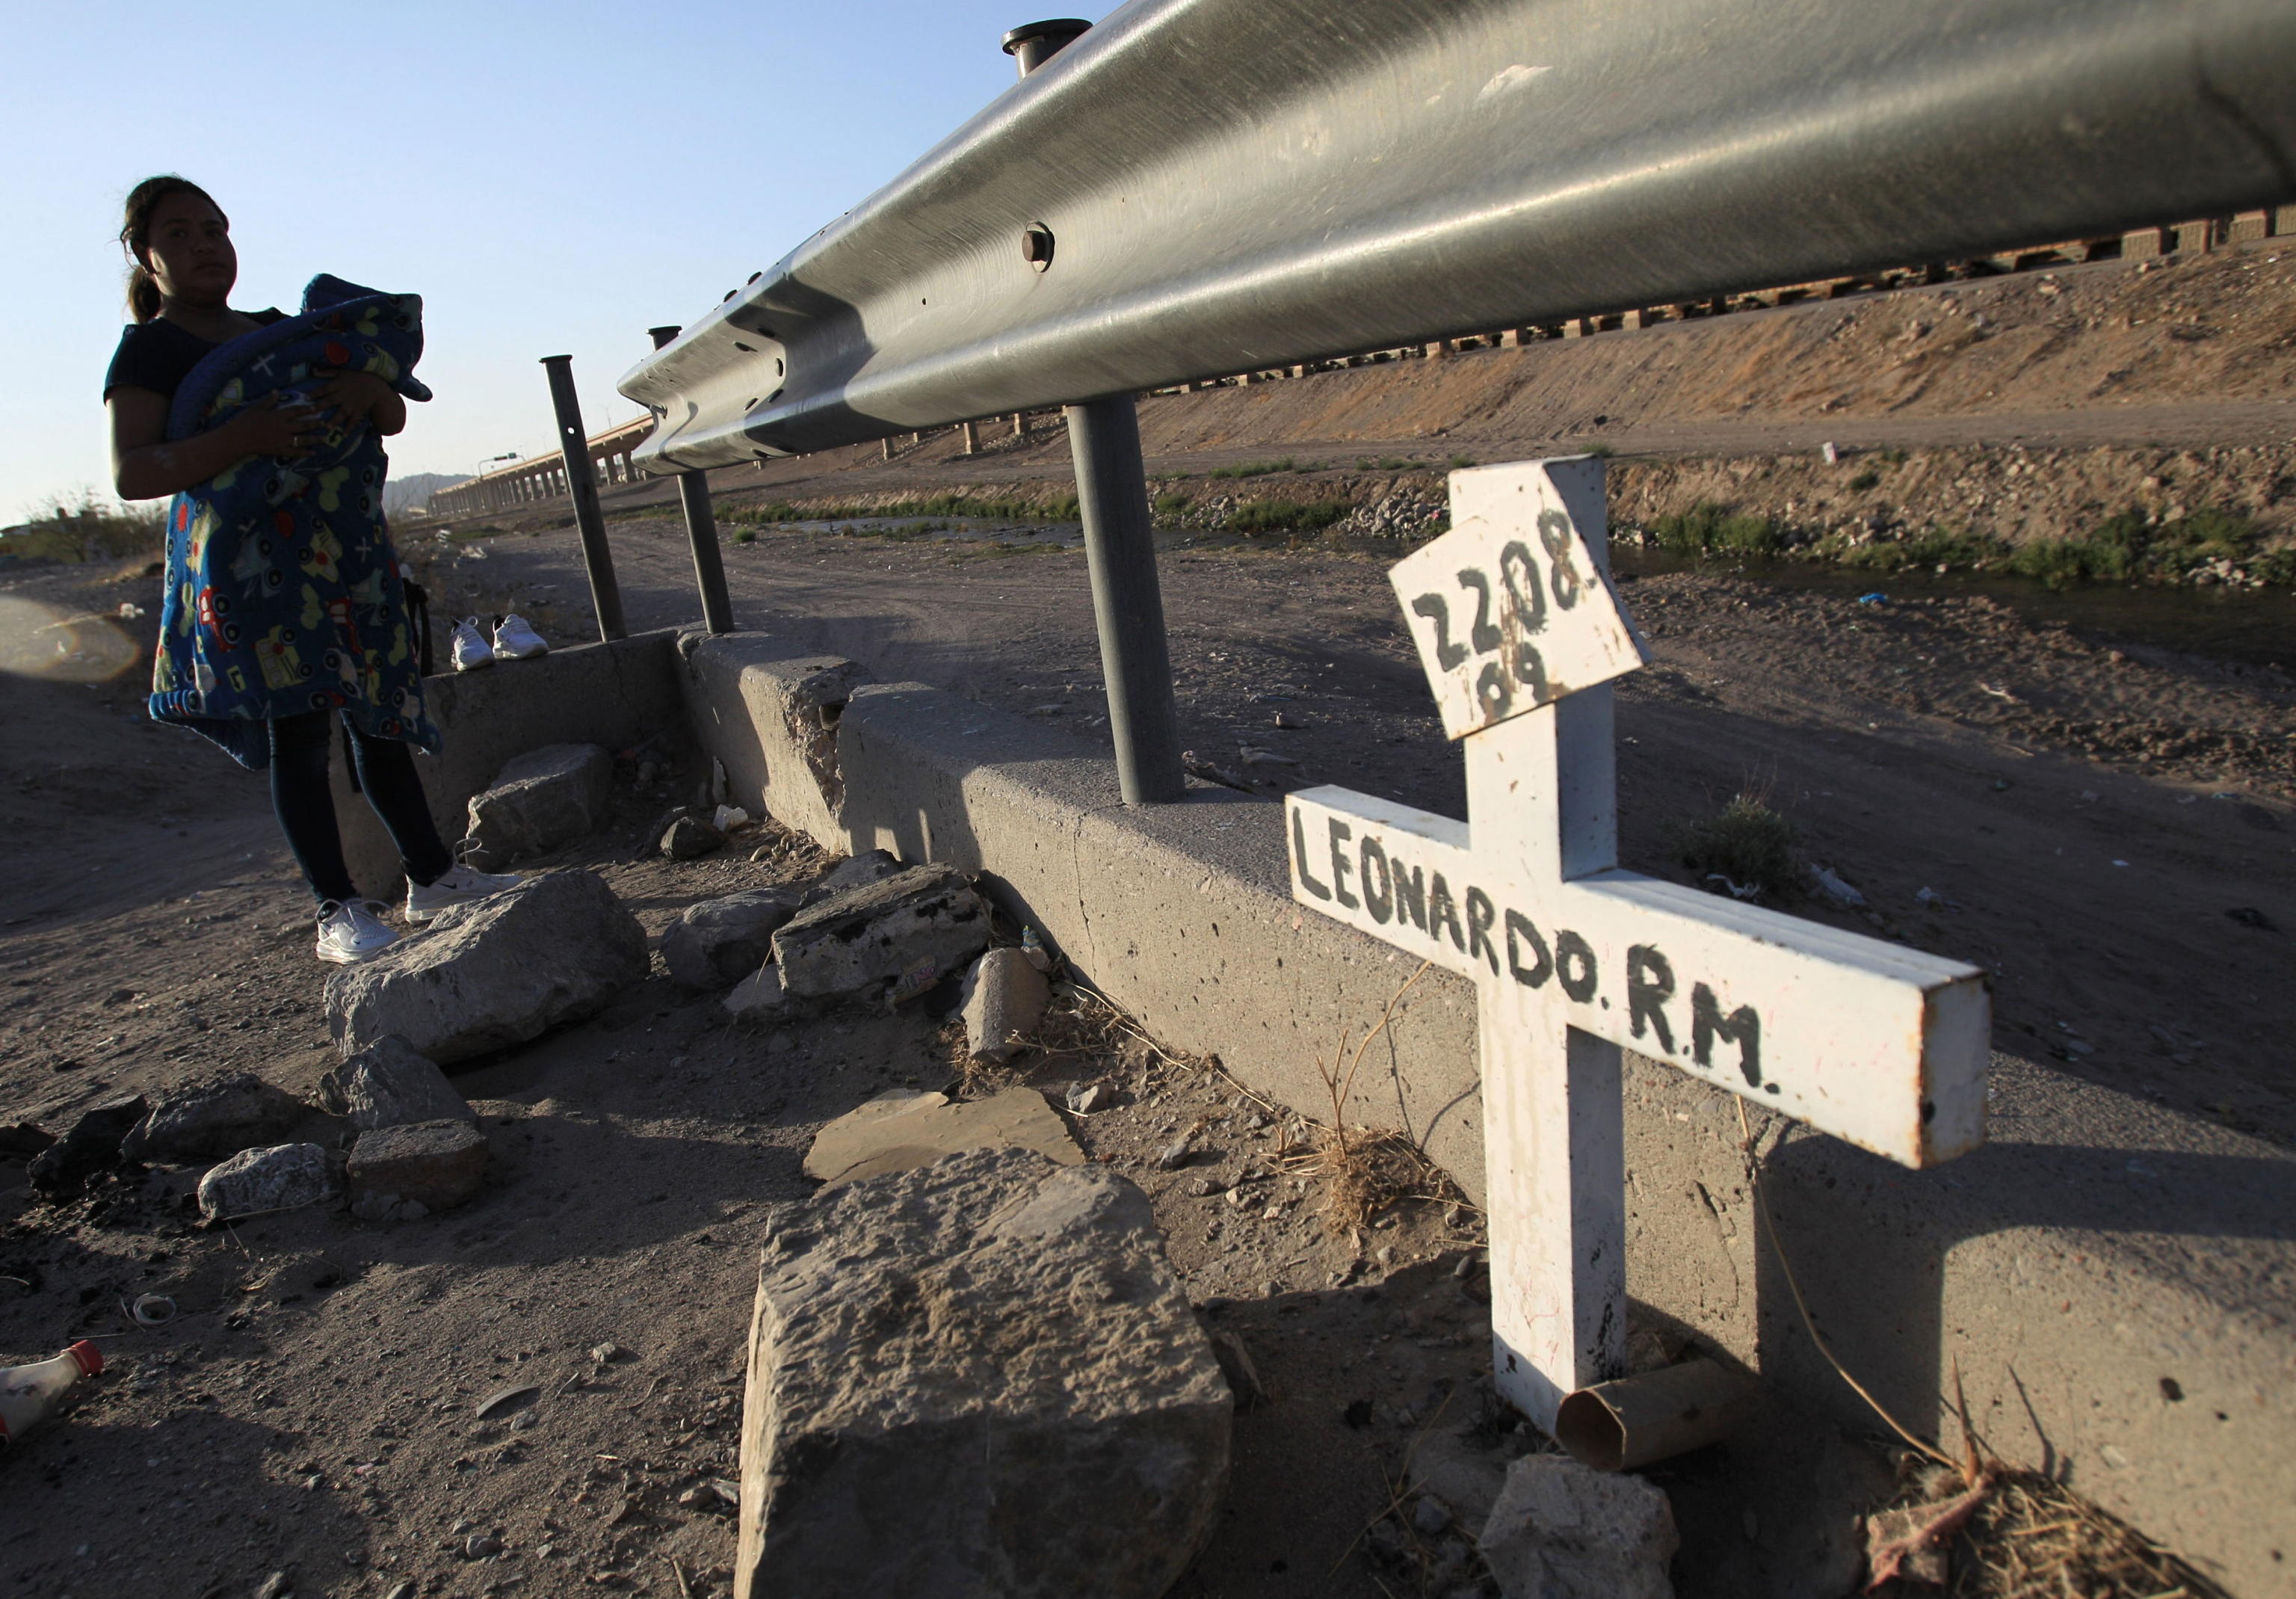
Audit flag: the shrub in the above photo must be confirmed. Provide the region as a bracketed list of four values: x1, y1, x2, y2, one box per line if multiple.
[1647, 502, 1781, 557]
[1208, 458, 1296, 480]
[2, 495, 167, 564]
[1677, 795, 1800, 903]
[1152, 492, 1194, 517]
[2009, 506, 2257, 588]
[1847, 469, 1880, 492]
[1225, 499, 1354, 535]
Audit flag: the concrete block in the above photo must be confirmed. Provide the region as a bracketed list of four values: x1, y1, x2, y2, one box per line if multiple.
[347, 1119, 487, 1214]
[734, 1147, 1229, 1598]
[959, 948, 1050, 1062]
[679, 635, 872, 845]
[770, 863, 990, 1002]
[463, 742, 612, 865]
[335, 630, 682, 894]
[2122, 226, 2170, 259]
[325, 870, 649, 1064]
[318, 1035, 473, 1131]
[803, 1086, 1083, 1188]
[662, 887, 804, 989]
[122, 1073, 304, 1162]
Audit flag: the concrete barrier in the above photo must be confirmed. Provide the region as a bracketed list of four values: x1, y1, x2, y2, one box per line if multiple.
[333, 629, 685, 893]
[680, 629, 2293, 1596]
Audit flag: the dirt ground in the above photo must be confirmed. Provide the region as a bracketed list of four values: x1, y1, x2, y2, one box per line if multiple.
[4, 243, 2289, 1598]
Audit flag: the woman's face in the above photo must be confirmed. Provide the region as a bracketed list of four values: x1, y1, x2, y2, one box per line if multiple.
[142, 191, 236, 309]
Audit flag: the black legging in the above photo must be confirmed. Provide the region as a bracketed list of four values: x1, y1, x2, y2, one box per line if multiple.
[270, 712, 451, 908]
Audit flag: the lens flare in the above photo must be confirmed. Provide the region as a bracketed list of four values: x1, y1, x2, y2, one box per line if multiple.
[0, 596, 144, 684]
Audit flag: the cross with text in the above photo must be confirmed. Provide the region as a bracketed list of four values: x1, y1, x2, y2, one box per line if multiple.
[1288, 456, 1990, 1430]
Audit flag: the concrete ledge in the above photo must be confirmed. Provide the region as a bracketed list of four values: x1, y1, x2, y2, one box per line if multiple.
[336, 629, 684, 890]
[682, 632, 2295, 1596]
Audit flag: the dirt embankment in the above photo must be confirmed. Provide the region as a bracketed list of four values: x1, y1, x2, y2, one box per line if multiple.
[438, 242, 2296, 589]
[1126, 241, 2296, 452]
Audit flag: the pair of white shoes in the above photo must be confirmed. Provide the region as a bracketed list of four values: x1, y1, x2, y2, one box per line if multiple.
[451, 614, 548, 672]
[314, 863, 525, 964]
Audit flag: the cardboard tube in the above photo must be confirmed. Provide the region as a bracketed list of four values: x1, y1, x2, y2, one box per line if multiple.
[1554, 1358, 1759, 1471]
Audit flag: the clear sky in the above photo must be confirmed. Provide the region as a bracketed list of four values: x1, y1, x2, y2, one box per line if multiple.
[6, 0, 1108, 522]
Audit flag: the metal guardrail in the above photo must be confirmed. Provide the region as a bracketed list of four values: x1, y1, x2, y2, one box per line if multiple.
[617, 0, 2296, 472]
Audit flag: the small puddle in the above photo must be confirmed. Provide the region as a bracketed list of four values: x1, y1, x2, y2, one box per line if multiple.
[1614, 550, 2296, 671]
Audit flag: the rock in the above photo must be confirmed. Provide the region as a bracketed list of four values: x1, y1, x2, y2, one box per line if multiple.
[796, 849, 904, 907]
[27, 1094, 147, 1198]
[1413, 1494, 1454, 1535]
[1407, 1424, 1513, 1529]
[463, 1532, 503, 1559]
[1155, 1137, 1194, 1171]
[463, 743, 612, 866]
[958, 949, 1051, 1063]
[122, 1073, 305, 1162]
[1184, 1175, 1226, 1198]
[771, 863, 990, 1003]
[317, 1036, 472, 1131]
[736, 1147, 1229, 1598]
[803, 1087, 1084, 1189]
[256, 1572, 293, 1599]
[1066, 1082, 1112, 1115]
[723, 965, 794, 1023]
[348, 1120, 488, 1214]
[0, 1122, 56, 1159]
[661, 888, 803, 990]
[324, 871, 649, 1065]
[662, 815, 724, 860]
[1478, 1455, 1679, 1599]
[197, 1142, 342, 1221]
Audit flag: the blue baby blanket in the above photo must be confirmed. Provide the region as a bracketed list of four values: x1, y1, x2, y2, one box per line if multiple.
[147, 274, 440, 769]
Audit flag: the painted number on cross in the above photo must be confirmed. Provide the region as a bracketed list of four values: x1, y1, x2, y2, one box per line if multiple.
[1392, 457, 1648, 740]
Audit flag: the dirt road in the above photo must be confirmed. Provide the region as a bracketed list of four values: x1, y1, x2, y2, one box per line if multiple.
[401, 507, 2296, 1150]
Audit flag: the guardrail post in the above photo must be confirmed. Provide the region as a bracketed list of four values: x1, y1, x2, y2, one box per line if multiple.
[1068, 395, 1185, 804]
[648, 326, 735, 635]
[540, 355, 628, 641]
[1002, 16, 1185, 806]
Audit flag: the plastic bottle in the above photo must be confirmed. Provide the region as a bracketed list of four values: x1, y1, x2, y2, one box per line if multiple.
[0, 1342, 103, 1447]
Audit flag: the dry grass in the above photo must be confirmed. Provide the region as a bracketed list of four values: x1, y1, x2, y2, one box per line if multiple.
[1232, 960, 1471, 1230]
[1927, 1468, 2232, 1599]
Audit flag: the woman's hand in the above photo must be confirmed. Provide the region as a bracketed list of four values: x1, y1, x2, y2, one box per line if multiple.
[225, 391, 327, 459]
[312, 370, 404, 436]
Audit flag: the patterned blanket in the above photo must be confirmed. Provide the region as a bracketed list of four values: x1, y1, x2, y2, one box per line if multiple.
[147, 274, 440, 769]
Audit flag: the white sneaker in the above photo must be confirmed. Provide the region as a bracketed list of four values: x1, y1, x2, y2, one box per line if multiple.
[405, 862, 522, 923]
[450, 617, 494, 671]
[493, 614, 549, 660]
[316, 899, 399, 964]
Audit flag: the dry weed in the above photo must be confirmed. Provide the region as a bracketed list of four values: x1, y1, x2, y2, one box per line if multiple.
[1889, 1467, 2232, 1598]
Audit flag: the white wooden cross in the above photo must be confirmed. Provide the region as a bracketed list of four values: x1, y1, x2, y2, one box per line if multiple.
[1288, 457, 1990, 1431]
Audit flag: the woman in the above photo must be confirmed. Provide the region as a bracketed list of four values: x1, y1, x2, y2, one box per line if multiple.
[105, 174, 516, 965]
